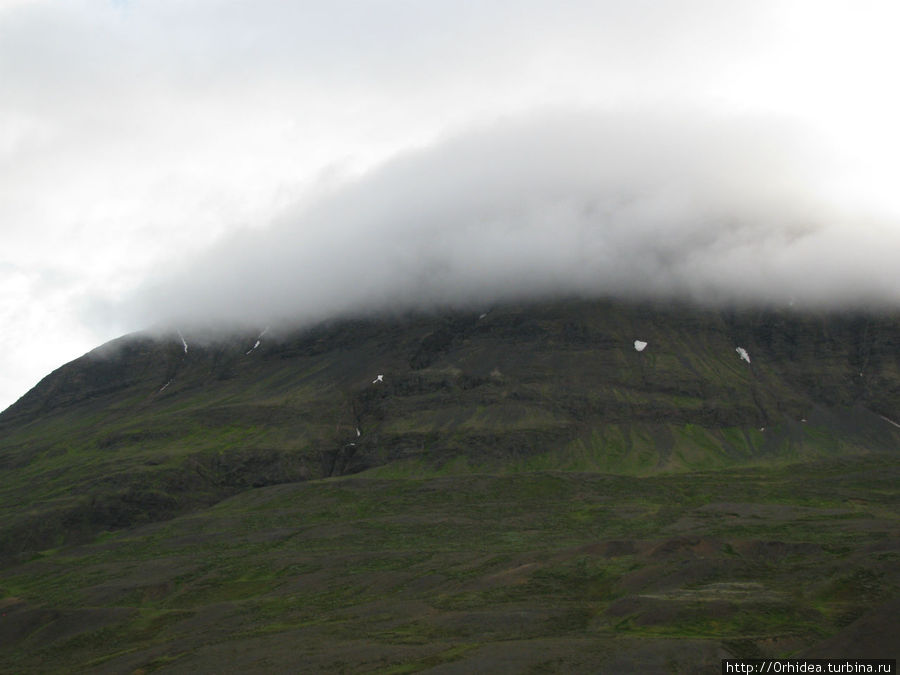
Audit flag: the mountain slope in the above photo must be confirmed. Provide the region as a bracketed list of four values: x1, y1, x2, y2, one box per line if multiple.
[1, 455, 898, 672]
[2, 298, 900, 559]
[1, 298, 899, 671]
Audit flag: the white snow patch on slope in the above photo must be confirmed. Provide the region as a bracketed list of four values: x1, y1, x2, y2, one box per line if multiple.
[373, 374, 383, 384]
[634, 340, 647, 352]
[177, 330, 188, 354]
[735, 347, 750, 363]
[878, 414, 900, 430]
[245, 326, 271, 355]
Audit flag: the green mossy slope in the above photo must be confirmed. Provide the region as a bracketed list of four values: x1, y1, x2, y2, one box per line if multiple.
[2, 299, 900, 558]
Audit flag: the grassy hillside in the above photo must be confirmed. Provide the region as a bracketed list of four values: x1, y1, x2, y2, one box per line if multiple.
[1, 298, 899, 670]
[1, 458, 898, 672]
[2, 298, 899, 558]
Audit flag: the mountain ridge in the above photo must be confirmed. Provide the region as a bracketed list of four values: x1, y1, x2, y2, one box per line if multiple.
[7, 298, 900, 424]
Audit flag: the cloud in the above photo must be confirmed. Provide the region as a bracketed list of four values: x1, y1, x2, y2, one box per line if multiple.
[119, 107, 900, 334]
[4, 0, 900, 410]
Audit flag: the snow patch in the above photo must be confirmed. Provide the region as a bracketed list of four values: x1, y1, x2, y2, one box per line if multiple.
[735, 347, 750, 363]
[633, 340, 647, 352]
[159, 379, 173, 393]
[372, 374, 383, 384]
[177, 330, 188, 354]
[878, 414, 900, 430]
[244, 326, 270, 355]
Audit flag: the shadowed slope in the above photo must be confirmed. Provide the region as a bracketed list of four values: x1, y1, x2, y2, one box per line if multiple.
[1, 298, 899, 671]
[1, 298, 900, 558]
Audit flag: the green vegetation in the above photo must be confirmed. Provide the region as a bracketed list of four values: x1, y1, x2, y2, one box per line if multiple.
[1, 459, 898, 672]
[1, 298, 899, 670]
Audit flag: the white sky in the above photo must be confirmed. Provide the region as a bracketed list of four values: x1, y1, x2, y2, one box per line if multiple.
[2, 0, 900, 411]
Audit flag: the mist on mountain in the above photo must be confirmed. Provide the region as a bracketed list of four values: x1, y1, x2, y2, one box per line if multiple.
[120, 109, 899, 336]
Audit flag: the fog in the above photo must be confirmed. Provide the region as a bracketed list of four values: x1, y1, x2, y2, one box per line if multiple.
[122, 108, 899, 334]
[4, 0, 900, 410]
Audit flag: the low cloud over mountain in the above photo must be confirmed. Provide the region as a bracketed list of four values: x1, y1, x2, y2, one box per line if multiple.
[125, 109, 899, 332]
[5, 0, 900, 410]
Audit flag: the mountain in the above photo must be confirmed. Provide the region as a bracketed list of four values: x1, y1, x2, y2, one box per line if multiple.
[1, 298, 898, 672]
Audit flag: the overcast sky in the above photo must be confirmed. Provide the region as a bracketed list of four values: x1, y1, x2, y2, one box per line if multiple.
[2, 0, 900, 411]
